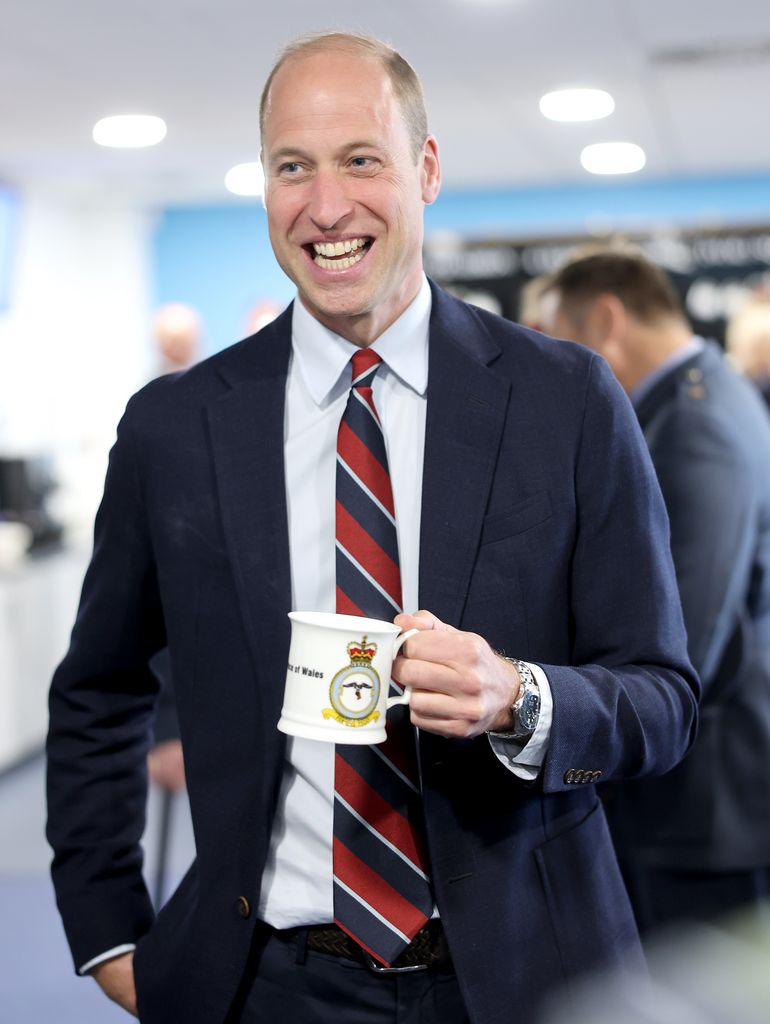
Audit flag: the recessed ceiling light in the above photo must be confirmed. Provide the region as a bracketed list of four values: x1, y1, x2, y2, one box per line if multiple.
[580, 142, 646, 175]
[225, 162, 265, 197]
[539, 88, 614, 122]
[92, 114, 167, 148]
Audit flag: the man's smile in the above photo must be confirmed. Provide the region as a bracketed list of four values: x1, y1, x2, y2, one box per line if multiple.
[306, 236, 373, 270]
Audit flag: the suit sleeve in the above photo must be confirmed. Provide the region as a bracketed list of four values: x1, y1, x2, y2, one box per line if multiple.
[150, 648, 181, 744]
[539, 355, 700, 791]
[46, 393, 166, 971]
[648, 405, 756, 691]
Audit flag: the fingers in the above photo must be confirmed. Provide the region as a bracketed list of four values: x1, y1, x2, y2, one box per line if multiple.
[396, 655, 457, 695]
[395, 627, 489, 677]
[408, 688, 490, 739]
[394, 609, 456, 634]
[389, 612, 519, 738]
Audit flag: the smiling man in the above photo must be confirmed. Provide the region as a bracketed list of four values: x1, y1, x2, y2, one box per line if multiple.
[46, 33, 699, 1024]
[260, 40, 440, 344]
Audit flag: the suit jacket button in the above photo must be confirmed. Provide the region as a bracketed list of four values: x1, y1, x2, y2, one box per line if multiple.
[573, 769, 585, 783]
[236, 896, 251, 919]
[592, 770, 602, 781]
[564, 769, 575, 784]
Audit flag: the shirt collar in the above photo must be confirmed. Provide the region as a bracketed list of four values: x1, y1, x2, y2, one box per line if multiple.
[291, 276, 432, 408]
[630, 336, 706, 408]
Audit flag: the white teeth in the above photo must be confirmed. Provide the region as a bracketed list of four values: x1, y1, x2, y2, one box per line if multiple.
[314, 250, 365, 271]
[312, 237, 368, 258]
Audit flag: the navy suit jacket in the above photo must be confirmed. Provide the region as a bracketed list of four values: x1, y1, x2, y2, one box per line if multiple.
[46, 284, 699, 1023]
[607, 342, 770, 872]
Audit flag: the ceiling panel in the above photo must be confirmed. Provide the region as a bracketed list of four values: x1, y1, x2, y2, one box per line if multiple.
[1, 0, 769, 202]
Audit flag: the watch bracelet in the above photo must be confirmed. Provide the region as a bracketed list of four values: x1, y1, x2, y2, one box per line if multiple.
[486, 656, 540, 739]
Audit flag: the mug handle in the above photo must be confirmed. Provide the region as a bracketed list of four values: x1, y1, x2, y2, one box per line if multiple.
[386, 627, 419, 709]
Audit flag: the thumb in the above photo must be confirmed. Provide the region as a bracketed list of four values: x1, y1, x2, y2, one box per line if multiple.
[394, 609, 457, 633]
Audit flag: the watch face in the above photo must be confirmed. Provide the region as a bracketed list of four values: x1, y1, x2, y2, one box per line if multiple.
[518, 691, 540, 732]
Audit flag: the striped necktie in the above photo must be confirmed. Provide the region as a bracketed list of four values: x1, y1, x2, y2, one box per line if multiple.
[333, 348, 433, 966]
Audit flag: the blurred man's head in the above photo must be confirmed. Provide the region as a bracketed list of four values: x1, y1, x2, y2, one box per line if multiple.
[153, 303, 202, 372]
[518, 274, 554, 332]
[726, 295, 770, 380]
[545, 251, 691, 393]
[244, 299, 283, 336]
[259, 33, 441, 346]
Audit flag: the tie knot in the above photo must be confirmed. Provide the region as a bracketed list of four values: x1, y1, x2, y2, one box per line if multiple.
[351, 348, 382, 389]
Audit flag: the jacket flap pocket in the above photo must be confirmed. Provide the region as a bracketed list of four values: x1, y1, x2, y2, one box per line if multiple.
[480, 490, 553, 546]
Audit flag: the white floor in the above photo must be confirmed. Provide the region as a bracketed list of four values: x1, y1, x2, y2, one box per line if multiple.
[0, 753, 195, 1022]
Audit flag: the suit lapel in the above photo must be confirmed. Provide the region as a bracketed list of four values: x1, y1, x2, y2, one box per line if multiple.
[419, 286, 511, 625]
[205, 309, 293, 729]
[204, 286, 511, 698]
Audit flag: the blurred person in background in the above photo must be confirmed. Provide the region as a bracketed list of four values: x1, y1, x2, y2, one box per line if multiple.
[726, 292, 770, 408]
[545, 250, 770, 936]
[46, 34, 698, 1024]
[243, 298, 284, 335]
[517, 273, 552, 331]
[153, 302, 202, 373]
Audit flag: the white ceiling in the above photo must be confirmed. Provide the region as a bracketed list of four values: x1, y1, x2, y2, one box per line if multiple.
[2, 0, 770, 205]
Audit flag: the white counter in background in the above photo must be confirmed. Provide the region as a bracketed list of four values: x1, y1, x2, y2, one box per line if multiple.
[0, 545, 90, 772]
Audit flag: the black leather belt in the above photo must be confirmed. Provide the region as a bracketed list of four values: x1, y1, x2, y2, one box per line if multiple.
[277, 920, 453, 974]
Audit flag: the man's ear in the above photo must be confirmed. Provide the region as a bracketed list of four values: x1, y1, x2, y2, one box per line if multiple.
[590, 293, 627, 347]
[420, 136, 441, 204]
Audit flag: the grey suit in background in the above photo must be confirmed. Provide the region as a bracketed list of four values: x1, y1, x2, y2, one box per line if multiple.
[616, 344, 770, 880]
[546, 250, 770, 932]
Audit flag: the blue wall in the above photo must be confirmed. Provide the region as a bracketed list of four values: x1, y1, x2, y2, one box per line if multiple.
[153, 171, 770, 354]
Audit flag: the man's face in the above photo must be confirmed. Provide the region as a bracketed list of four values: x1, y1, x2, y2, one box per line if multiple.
[262, 50, 440, 345]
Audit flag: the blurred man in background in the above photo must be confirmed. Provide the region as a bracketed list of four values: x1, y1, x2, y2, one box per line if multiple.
[153, 302, 202, 373]
[546, 250, 770, 935]
[726, 292, 770, 409]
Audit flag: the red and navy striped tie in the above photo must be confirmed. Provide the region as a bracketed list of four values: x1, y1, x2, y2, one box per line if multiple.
[333, 348, 433, 966]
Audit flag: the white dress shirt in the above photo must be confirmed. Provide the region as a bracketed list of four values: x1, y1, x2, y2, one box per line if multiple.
[80, 276, 553, 971]
[258, 277, 552, 928]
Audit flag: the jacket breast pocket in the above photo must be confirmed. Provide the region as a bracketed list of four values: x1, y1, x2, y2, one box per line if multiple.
[480, 490, 553, 546]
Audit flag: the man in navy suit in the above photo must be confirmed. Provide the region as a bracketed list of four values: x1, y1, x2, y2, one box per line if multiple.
[46, 34, 698, 1023]
[547, 249, 770, 935]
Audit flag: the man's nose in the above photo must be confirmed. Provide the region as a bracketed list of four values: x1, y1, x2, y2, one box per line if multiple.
[307, 169, 353, 232]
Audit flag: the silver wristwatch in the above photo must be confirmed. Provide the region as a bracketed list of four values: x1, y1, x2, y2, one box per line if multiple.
[487, 658, 541, 741]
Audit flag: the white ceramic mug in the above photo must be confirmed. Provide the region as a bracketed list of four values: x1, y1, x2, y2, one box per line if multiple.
[277, 611, 418, 744]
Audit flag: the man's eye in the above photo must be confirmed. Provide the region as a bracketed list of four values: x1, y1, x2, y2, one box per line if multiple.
[350, 157, 374, 169]
[280, 162, 301, 174]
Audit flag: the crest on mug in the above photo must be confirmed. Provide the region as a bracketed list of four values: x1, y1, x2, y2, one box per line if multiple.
[323, 636, 381, 727]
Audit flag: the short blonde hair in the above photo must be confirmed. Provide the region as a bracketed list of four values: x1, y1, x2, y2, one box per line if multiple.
[260, 32, 429, 162]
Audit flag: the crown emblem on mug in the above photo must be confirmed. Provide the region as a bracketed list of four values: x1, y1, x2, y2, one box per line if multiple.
[347, 636, 377, 665]
[323, 635, 382, 728]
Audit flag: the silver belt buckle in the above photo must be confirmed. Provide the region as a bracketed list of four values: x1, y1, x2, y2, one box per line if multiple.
[364, 953, 429, 975]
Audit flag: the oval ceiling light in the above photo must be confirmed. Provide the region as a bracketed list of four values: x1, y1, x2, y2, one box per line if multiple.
[580, 142, 646, 175]
[92, 114, 167, 148]
[225, 161, 265, 197]
[539, 88, 614, 122]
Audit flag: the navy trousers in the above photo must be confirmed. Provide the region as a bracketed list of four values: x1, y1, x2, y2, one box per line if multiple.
[229, 924, 471, 1024]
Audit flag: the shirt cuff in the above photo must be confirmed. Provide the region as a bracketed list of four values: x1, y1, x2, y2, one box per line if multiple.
[78, 944, 137, 976]
[487, 662, 553, 781]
